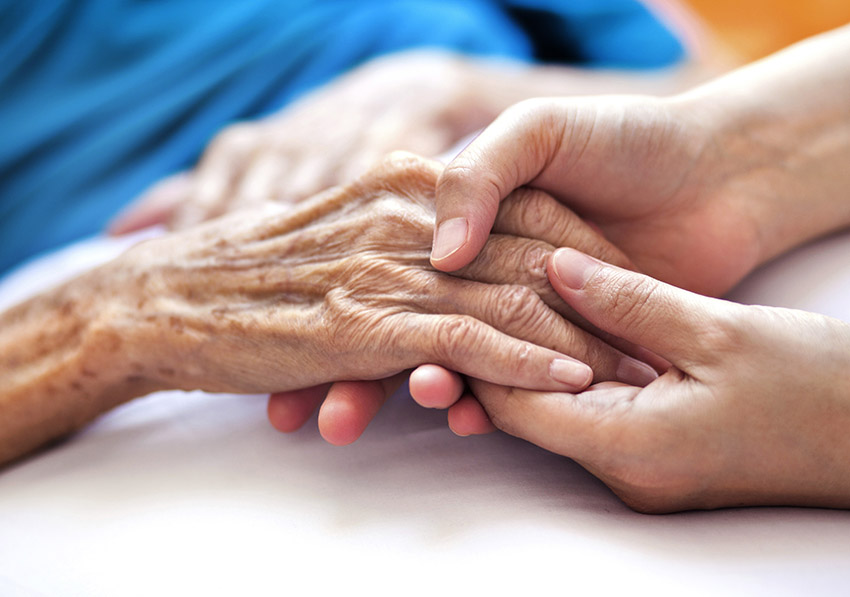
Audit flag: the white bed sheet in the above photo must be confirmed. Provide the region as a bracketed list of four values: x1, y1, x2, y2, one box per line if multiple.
[1, 229, 849, 596]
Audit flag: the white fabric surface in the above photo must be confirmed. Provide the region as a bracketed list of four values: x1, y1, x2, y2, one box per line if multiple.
[1, 229, 849, 596]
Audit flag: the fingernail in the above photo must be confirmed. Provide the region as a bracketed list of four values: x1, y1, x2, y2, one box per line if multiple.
[617, 357, 658, 387]
[432, 217, 468, 262]
[550, 358, 593, 389]
[552, 248, 601, 290]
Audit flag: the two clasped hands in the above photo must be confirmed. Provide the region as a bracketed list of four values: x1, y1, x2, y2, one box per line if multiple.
[4, 26, 849, 513]
[266, 26, 850, 512]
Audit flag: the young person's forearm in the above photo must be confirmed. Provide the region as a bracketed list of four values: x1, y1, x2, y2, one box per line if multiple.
[0, 264, 160, 465]
[678, 24, 850, 263]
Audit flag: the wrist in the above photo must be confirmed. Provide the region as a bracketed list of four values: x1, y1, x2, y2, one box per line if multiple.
[0, 261, 165, 464]
[672, 27, 850, 265]
[86, 255, 175, 393]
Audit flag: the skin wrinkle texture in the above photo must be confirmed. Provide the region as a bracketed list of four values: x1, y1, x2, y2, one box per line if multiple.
[0, 152, 658, 466]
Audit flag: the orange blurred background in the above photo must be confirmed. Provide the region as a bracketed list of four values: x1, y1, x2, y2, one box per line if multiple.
[685, 0, 850, 61]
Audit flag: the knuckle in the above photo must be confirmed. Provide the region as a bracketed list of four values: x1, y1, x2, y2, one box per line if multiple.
[211, 123, 257, 153]
[518, 243, 551, 281]
[513, 188, 555, 230]
[505, 341, 535, 373]
[604, 273, 660, 331]
[434, 315, 480, 363]
[364, 152, 441, 195]
[491, 284, 546, 331]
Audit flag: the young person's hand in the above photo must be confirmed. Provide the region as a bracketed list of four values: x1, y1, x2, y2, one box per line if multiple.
[472, 249, 850, 512]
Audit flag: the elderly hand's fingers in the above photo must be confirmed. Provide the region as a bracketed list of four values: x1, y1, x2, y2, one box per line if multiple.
[318, 374, 407, 446]
[493, 188, 632, 269]
[430, 99, 573, 271]
[409, 364, 464, 409]
[447, 394, 496, 436]
[396, 312, 593, 392]
[432, 271, 657, 386]
[233, 151, 285, 207]
[454, 234, 669, 374]
[267, 384, 331, 432]
[173, 123, 262, 228]
[108, 172, 192, 235]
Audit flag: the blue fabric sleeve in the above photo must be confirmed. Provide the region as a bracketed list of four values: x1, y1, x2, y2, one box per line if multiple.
[0, 0, 684, 274]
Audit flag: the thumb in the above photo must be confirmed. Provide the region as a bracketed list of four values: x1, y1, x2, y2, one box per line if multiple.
[548, 248, 730, 367]
[430, 99, 572, 272]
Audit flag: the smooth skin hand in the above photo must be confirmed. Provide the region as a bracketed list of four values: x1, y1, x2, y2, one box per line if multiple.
[415, 24, 850, 435]
[471, 248, 850, 512]
[430, 24, 850, 296]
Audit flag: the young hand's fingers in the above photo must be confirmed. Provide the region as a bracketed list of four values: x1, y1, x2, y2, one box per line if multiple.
[548, 248, 731, 368]
[468, 378, 638, 459]
[409, 364, 464, 409]
[318, 374, 406, 446]
[267, 384, 330, 432]
[447, 394, 496, 436]
[108, 172, 191, 235]
[430, 99, 571, 272]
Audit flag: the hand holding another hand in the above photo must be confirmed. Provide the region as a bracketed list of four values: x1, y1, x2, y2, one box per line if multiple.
[474, 249, 850, 512]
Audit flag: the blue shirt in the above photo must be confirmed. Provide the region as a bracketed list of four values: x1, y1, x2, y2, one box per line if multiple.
[0, 0, 684, 273]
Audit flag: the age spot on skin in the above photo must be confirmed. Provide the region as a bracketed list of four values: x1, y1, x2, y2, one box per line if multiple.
[158, 367, 175, 377]
[59, 300, 76, 317]
[168, 316, 185, 334]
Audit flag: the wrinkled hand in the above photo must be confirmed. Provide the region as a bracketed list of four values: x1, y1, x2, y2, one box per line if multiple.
[472, 248, 850, 512]
[110, 52, 495, 234]
[114, 154, 654, 409]
[263, 155, 663, 443]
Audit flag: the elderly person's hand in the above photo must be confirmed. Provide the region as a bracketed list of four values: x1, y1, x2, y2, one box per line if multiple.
[472, 249, 850, 512]
[109, 50, 703, 235]
[0, 153, 656, 465]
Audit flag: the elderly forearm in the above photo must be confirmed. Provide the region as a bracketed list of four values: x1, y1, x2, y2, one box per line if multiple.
[675, 24, 850, 263]
[0, 263, 161, 465]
